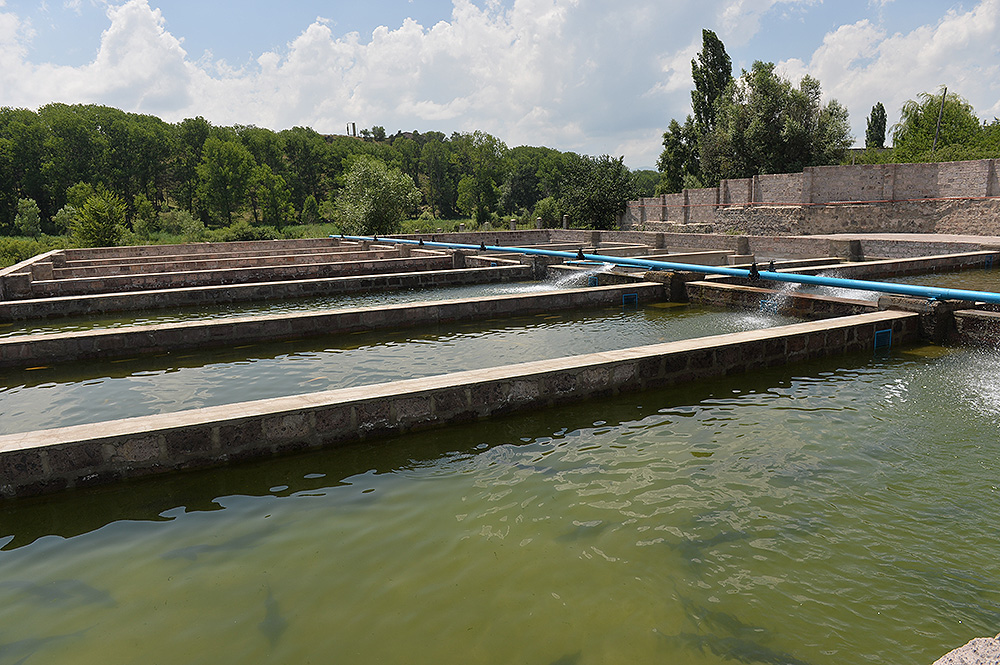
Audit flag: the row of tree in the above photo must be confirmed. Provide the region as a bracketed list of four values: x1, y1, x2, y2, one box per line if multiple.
[0, 103, 645, 241]
[860, 90, 1000, 164]
[657, 30, 1000, 194]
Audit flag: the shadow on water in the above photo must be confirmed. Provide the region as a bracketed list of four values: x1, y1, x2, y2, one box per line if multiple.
[0, 627, 91, 665]
[160, 526, 278, 562]
[258, 583, 288, 649]
[0, 349, 889, 551]
[662, 631, 812, 665]
[660, 593, 812, 665]
[0, 579, 115, 608]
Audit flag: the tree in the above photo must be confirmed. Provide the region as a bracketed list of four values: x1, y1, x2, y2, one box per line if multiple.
[559, 154, 637, 229]
[691, 29, 732, 135]
[73, 187, 126, 247]
[892, 89, 981, 156]
[131, 193, 157, 236]
[452, 131, 508, 224]
[866, 102, 887, 149]
[418, 139, 458, 217]
[14, 198, 41, 237]
[656, 117, 702, 194]
[701, 62, 852, 183]
[335, 155, 420, 235]
[657, 30, 733, 193]
[248, 165, 294, 228]
[301, 194, 320, 225]
[196, 137, 255, 226]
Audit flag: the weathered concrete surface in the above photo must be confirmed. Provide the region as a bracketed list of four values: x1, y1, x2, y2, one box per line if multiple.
[0, 265, 532, 321]
[933, 634, 1000, 665]
[0, 310, 919, 499]
[17, 255, 457, 299]
[953, 309, 1000, 346]
[0, 283, 666, 368]
[686, 281, 877, 319]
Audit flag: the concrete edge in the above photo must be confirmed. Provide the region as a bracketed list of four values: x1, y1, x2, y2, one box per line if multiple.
[0, 282, 666, 368]
[0, 310, 920, 500]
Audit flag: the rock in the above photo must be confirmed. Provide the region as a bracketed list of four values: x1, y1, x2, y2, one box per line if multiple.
[933, 634, 1000, 665]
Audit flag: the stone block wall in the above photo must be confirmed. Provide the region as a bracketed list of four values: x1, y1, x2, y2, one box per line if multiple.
[687, 187, 719, 223]
[623, 158, 1000, 236]
[756, 173, 804, 204]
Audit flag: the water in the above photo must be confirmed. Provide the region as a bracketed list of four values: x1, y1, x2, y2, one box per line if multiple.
[0, 304, 796, 435]
[763, 268, 1000, 305]
[1, 345, 998, 664]
[0, 278, 585, 339]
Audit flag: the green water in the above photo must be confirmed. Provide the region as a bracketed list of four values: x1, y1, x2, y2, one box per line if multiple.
[0, 278, 575, 339]
[0, 304, 796, 435]
[2, 346, 999, 664]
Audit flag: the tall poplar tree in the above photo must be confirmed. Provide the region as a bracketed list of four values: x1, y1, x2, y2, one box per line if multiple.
[656, 29, 733, 193]
[866, 102, 887, 149]
[690, 29, 733, 135]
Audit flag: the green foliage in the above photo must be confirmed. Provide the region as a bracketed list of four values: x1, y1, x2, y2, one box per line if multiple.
[659, 31, 851, 188]
[656, 117, 701, 194]
[66, 181, 96, 209]
[335, 155, 421, 235]
[451, 131, 508, 224]
[533, 196, 562, 228]
[132, 193, 158, 237]
[701, 63, 852, 183]
[632, 170, 659, 198]
[866, 102, 887, 149]
[249, 164, 294, 228]
[0, 235, 70, 268]
[158, 208, 205, 238]
[208, 220, 280, 242]
[72, 187, 126, 247]
[892, 89, 982, 156]
[301, 194, 320, 226]
[559, 155, 637, 229]
[690, 29, 732, 135]
[14, 198, 41, 237]
[52, 204, 77, 235]
[851, 90, 997, 165]
[196, 137, 255, 226]
[1, 101, 655, 240]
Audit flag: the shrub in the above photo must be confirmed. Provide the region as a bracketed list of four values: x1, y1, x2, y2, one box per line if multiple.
[14, 198, 41, 237]
[72, 188, 126, 247]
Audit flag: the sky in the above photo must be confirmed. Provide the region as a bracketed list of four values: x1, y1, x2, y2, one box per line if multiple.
[0, 0, 998, 169]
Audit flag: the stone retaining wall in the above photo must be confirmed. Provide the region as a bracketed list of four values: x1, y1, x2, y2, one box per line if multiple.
[0, 311, 920, 500]
[625, 158, 1000, 236]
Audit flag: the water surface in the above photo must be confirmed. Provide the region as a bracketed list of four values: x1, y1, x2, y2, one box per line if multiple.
[1, 346, 997, 664]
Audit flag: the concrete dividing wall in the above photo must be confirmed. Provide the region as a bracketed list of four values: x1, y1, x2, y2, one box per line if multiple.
[685, 281, 877, 319]
[953, 310, 1000, 345]
[19, 255, 456, 299]
[0, 283, 666, 369]
[0, 265, 533, 321]
[0, 310, 920, 499]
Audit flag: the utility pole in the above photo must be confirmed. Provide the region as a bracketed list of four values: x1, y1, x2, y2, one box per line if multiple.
[932, 86, 947, 152]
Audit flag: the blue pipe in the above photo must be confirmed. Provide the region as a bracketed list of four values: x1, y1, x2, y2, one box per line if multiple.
[337, 235, 1000, 305]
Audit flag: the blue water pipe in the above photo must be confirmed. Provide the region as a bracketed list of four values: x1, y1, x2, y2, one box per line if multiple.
[337, 235, 1000, 305]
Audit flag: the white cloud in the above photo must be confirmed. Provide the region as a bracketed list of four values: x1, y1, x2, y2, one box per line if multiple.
[718, 0, 820, 45]
[4, 0, 997, 169]
[779, 0, 1000, 144]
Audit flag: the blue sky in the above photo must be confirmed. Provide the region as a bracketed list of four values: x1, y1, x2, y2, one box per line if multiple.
[1, 0, 998, 168]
